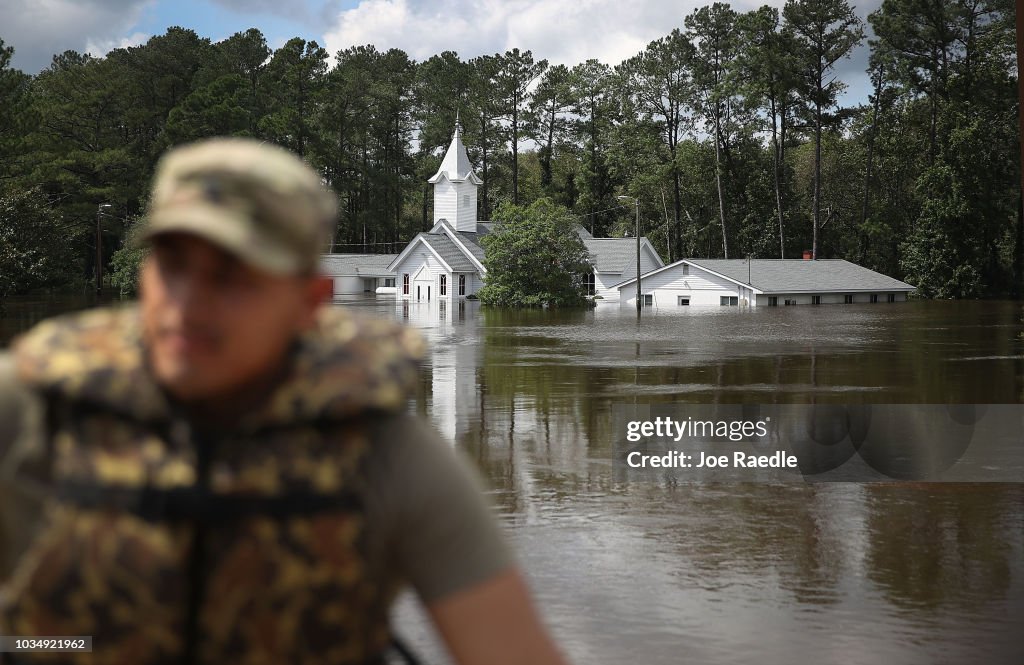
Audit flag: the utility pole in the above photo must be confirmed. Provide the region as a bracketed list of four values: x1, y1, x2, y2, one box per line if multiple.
[618, 196, 642, 315]
[96, 203, 111, 296]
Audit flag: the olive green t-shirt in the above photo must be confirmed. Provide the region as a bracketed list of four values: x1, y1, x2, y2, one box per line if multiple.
[0, 353, 514, 605]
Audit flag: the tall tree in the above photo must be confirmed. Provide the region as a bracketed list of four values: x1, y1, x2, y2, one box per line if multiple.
[260, 38, 328, 157]
[0, 40, 33, 187]
[620, 30, 692, 260]
[467, 54, 505, 220]
[738, 6, 799, 258]
[784, 0, 864, 259]
[567, 59, 618, 236]
[687, 3, 744, 258]
[525, 64, 573, 192]
[492, 48, 548, 205]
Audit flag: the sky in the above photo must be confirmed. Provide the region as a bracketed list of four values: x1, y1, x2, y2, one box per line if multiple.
[0, 0, 883, 107]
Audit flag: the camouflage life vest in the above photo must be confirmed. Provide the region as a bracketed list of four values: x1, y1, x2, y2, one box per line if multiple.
[1, 305, 425, 664]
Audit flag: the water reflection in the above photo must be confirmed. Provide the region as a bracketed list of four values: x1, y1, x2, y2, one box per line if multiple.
[3, 296, 1023, 664]
[376, 297, 1024, 665]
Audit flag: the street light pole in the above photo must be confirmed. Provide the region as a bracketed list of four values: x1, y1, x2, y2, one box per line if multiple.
[618, 195, 642, 314]
[96, 203, 111, 296]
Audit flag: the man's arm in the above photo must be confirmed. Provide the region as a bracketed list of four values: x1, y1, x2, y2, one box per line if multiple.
[427, 567, 572, 665]
[371, 413, 572, 665]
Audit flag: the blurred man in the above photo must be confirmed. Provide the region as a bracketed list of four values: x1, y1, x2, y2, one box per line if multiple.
[0, 138, 570, 665]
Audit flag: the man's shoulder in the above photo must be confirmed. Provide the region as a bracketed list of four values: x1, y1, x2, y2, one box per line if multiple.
[0, 352, 43, 461]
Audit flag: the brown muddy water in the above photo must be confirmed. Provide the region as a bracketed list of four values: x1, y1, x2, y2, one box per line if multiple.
[3, 295, 1023, 664]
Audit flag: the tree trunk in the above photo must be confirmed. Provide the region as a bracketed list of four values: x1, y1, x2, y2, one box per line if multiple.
[812, 89, 822, 260]
[480, 114, 490, 220]
[770, 95, 785, 259]
[511, 95, 519, 205]
[542, 99, 555, 189]
[1016, 3, 1024, 299]
[713, 110, 728, 259]
[860, 64, 883, 265]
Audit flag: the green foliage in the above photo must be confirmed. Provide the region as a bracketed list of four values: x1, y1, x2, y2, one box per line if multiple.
[477, 199, 593, 308]
[0, 0, 1019, 299]
[0, 187, 80, 298]
[108, 218, 147, 298]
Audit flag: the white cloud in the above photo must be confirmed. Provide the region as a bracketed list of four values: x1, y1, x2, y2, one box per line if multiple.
[323, 0, 702, 66]
[322, 0, 878, 104]
[0, 0, 153, 72]
[85, 31, 151, 59]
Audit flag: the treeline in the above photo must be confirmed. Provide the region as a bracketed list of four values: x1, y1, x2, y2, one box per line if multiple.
[0, 0, 1020, 300]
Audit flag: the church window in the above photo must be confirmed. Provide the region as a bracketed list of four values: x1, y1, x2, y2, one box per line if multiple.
[440, 274, 447, 296]
[459, 274, 466, 295]
[403, 273, 409, 295]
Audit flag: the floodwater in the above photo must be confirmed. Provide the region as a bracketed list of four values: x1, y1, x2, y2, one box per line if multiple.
[2, 296, 1023, 664]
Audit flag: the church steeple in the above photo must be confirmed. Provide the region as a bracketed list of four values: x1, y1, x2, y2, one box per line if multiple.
[428, 116, 482, 232]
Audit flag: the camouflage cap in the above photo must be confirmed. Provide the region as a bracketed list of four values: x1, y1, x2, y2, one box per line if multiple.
[139, 137, 337, 275]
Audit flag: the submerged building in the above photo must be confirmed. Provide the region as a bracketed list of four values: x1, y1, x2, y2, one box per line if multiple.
[615, 258, 916, 308]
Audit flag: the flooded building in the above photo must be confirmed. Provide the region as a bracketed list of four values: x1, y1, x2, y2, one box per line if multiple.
[319, 253, 398, 296]
[388, 121, 662, 302]
[615, 258, 916, 307]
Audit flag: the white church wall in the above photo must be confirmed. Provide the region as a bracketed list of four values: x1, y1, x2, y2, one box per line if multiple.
[433, 180, 458, 225]
[394, 242, 447, 299]
[454, 182, 478, 232]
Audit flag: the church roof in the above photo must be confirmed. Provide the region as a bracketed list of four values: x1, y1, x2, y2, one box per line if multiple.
[427, 123, 483, 185]
[319, 253, 398, 277]
[420, 233, 478, 272]
[583, 237, 660, 273]
[613, 258, 916, 293]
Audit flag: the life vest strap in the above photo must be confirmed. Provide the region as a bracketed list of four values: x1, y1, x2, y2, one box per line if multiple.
[54, 480, 363, 524]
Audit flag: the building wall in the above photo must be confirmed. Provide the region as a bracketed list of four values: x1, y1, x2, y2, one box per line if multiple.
[616, 261, 912, 308]
[452, 271, 483, 298]
[433, 179, 478, 232]
[455, 181, 478, 232]
[754, 291, 909, 306]
[595, 272, 624, 301]
[433, 180, 457, 227]
[619, 262, 745, 308]
[394, 242, 447, 300]
[594, 243, 663, 302]
[330, 276, 365, 295]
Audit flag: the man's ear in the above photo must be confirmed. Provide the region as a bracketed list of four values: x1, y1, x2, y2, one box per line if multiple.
[297, 275, 334, 330]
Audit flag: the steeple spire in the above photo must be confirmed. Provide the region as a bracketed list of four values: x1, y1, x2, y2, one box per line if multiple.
[428, 117, 482, 185]
[429, 118, 483, 231]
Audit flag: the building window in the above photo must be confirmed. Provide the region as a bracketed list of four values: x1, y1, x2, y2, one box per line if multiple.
[462, 194, 470, 207]
[844, 294, 853, 304]
[440, 274, 447, 296]
[385, 278, 395, 288]
[811, 295, 821, 305]
[643, 294, 653, 307]
[720, 296, 738, 306]
[403, 273, 409, 295]
[459, 274, 466, 295]
[682, 264, 689, 276]
[887, 293, 896, 303]
[870, 293, 878, 303]
[785, 299, 795, 306]
[585, 272, 596, 296]
[768, 296, 778, 306]
[678, 296, 690, 306]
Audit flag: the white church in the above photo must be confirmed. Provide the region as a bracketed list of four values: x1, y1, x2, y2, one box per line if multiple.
[380, 122, 663, 303]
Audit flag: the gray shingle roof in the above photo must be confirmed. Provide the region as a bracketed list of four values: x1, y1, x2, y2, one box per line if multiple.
[320, 253, 398, 277]
[421, 233, 478, 272]
[639, 259, 915, 292]
[433, 219, 490, 266]
[583, 238, 647, 273]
